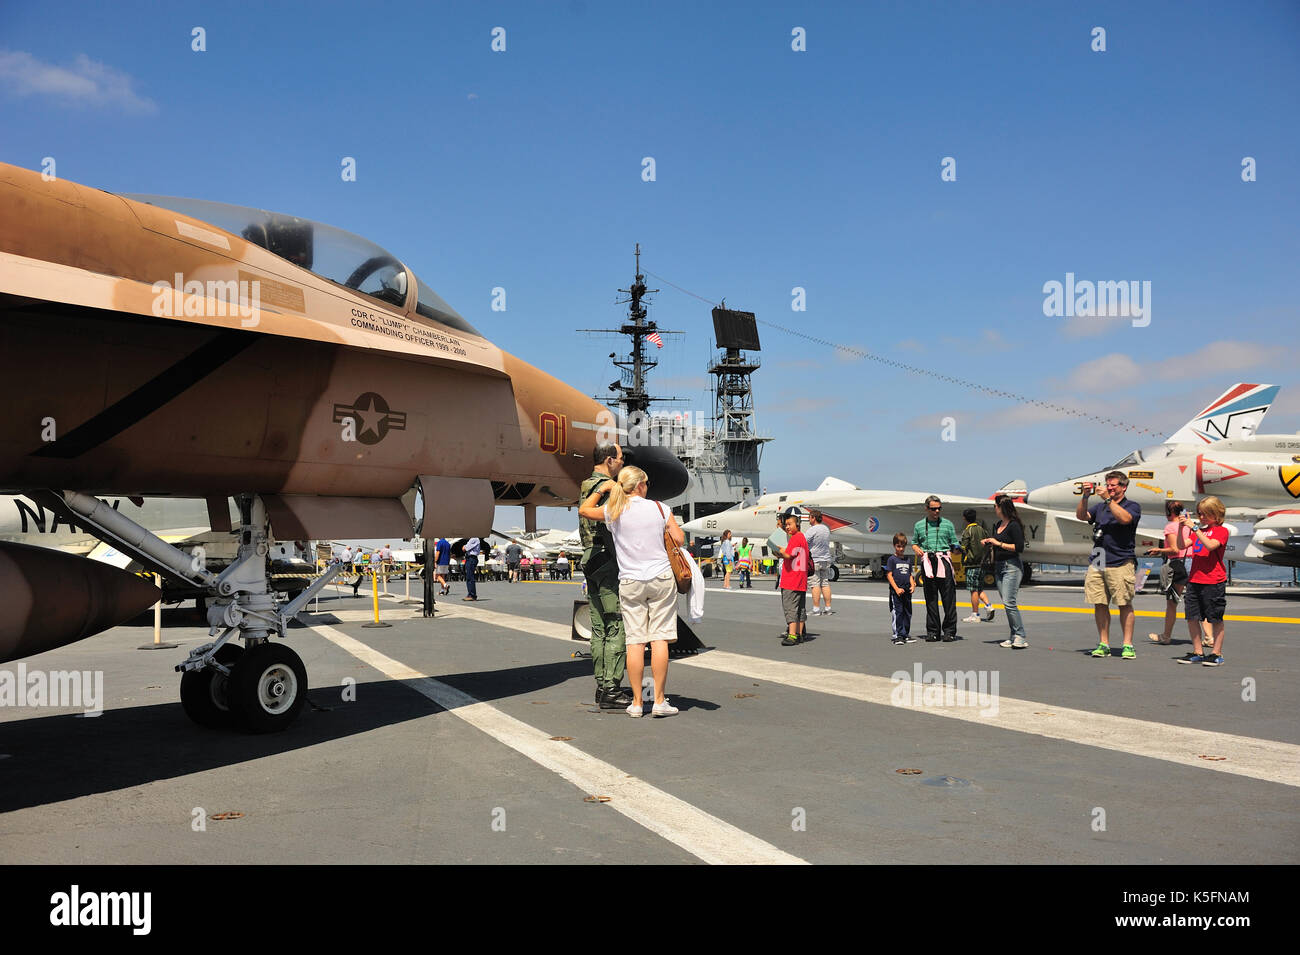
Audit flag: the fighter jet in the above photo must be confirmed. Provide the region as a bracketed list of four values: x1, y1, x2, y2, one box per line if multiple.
[681, 476, 1162, 583]
[0, 162, 686, 731]
[1026, 383, 1300, 568]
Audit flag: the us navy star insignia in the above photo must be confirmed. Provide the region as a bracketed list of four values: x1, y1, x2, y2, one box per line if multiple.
[333, 392, 407, 445]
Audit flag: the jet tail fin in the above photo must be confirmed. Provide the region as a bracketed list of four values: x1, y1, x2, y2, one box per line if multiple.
[995, 479, 1027, 498]
[1165, 383, 1279, 445]
[816, 476, 860, 492]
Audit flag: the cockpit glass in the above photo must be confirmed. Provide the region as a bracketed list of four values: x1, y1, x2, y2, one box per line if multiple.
[413, 274, 480, 337]
[1108, 444, 1176, 470]
[125, 195, 468, 328]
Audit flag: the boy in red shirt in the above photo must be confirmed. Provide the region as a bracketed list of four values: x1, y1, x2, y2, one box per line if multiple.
[774, 509, 811, 646]
[1177, 496, 1230, 666]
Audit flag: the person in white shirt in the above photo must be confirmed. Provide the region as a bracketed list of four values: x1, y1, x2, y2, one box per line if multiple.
[579, 466, 686, 718]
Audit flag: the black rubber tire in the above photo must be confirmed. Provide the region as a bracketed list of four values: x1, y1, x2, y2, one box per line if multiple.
[829, 565, 840, 582]
[228, 642, 308, 734]
[1022, 563, 1034, 584]
[179, 643, 243, 729]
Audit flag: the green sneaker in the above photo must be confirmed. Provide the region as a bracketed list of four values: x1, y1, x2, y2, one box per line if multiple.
[1090, 643, 1110, 658]
[1121, 645, 1136, 660]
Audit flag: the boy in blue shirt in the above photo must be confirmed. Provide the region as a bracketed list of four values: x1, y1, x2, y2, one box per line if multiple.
[886, 533, 916, 644]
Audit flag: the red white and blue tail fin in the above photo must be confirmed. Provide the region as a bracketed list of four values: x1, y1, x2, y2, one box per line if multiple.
[1164, 383, 1278, 445]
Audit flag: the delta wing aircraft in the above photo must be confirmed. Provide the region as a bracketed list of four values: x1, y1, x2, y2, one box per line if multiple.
[1026, 383, 1300, 568]
[0, 162, 686, 732]
[681, 476, 1161, 583]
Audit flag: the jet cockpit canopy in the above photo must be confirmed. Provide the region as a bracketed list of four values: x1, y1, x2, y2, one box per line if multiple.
[125, 194, 479, 336]
[1108, 444, 1179, 470]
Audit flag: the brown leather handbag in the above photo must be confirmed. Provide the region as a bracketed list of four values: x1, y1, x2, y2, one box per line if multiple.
[656, 502, 693, 593]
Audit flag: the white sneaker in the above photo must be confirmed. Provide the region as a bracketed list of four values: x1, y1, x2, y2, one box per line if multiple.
[963, 614, 981, 623]
[626, 703, 643, 717]
[810, 608, 822, 615]
[1012, 638, 1029, 649]
[651, 700, 679, 717]
[999, 638, 1015, 648]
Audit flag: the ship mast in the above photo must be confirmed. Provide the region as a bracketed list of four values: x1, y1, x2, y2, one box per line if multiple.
[576, 243, 683, 419]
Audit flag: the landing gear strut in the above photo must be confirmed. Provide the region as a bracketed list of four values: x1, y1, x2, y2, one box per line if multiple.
[51, 490, 340, 733]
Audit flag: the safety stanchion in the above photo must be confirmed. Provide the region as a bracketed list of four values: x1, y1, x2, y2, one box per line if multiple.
[363, 565, 391, 628]
[138, 572, 178, 650]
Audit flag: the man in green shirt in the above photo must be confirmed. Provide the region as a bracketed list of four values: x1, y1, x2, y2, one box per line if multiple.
[579, 443, 633, 709]
[912, 495, 961, 642]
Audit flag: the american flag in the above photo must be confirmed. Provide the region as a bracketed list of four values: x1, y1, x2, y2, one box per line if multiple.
[647, 331, 664, 348]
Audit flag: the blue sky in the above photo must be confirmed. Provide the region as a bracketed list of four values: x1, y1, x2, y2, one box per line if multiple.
[2, 0, 1297, 529]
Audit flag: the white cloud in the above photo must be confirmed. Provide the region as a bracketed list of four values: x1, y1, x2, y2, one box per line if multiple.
[1058, 340, 1286, 397]
[1148, 340, 1277, 379]
[0, 50, 157, 114]
[1060, 353, 1143, 393]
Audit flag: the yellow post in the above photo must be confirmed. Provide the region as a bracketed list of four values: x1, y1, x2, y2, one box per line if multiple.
[153, 573, 162, 645]
[363, 563, 391, 628]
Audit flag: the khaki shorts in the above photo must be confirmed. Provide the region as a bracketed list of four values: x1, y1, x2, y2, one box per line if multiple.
[619, 572, 678, 645]
[1084, 561, 1136, 607]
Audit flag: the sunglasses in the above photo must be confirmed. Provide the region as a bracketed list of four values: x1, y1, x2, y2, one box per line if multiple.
[927, 506, 941, 512]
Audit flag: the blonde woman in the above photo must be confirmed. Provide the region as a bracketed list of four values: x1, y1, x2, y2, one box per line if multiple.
[579, 466, 686, 717]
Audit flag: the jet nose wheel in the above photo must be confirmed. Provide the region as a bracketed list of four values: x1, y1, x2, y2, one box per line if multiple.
[228, 642, 308, 733]
[179, 643, 244, 729]
[829, 565, 840, 583]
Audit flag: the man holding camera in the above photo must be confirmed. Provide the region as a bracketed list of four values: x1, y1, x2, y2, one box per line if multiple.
[1078, 470, 1142, 659]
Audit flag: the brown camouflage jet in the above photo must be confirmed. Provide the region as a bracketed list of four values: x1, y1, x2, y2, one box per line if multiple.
[0, 162, 685, 731]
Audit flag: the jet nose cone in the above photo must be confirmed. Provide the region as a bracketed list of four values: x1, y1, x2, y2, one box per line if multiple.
[624, 444, 689, 501]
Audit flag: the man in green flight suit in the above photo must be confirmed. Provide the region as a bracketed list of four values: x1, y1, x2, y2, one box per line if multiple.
[579, 443, 634, 709]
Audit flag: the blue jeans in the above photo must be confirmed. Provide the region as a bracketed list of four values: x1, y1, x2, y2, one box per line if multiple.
[464, 554, 478, 598]
[995, 560, 1025, 640]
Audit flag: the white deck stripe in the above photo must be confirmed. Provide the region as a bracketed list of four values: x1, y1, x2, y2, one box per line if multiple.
[437, 603, 1300, 788]
[307, 621, 809, 865]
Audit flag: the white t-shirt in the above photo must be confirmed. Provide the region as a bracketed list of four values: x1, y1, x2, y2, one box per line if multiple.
[806, 523, 832, 564]
[605, 496, 671, 582]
